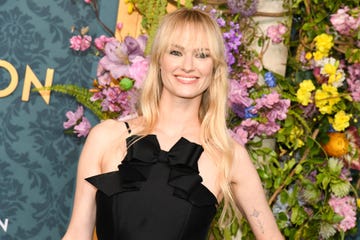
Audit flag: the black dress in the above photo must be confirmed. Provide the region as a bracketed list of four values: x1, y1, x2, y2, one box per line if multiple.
[86, 134, 218, 240]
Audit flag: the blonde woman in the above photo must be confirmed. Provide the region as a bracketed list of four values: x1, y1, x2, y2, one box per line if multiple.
[63, 8, 283, 240]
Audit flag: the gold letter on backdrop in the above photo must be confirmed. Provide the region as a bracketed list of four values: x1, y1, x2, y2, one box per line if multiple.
[0, 59, 19, 97]
[22, 65, 54, 104]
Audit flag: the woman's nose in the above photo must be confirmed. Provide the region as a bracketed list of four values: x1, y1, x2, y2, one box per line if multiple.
[181, 54, 194, 72]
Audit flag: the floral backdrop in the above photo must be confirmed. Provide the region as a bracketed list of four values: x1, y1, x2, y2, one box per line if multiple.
[60, 0, 360, 239]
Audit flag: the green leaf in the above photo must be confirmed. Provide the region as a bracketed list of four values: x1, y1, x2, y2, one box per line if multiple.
[290, 206, 307, 225]
[328, 157, 343, 175]
[330, 180, 351, 197]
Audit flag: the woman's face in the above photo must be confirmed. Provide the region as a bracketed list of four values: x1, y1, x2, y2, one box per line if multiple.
[159, 25, 214, 101]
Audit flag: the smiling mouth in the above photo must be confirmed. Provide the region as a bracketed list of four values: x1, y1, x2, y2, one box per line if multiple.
[176, 75, 198, 83]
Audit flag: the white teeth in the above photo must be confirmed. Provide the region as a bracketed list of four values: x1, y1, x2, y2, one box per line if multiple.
[177, 76, 196, 81]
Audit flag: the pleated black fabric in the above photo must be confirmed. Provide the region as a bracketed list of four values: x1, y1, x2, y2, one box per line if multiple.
[86, 134, 218, 240]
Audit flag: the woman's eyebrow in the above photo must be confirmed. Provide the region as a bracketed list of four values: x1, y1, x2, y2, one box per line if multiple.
[170, 44, 184, 50]
[170, 44, 210, 53]
[194, 48, 210, 53]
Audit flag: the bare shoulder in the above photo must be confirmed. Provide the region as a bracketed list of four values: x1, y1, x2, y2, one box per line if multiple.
[232, 141, 252, 165]
[80, 119, 132, 172]
[230, 141, 257, 183]
[89, 119, 129, 141]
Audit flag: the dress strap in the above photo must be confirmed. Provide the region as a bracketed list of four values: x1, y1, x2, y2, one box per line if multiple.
[124, 121, 131, 134]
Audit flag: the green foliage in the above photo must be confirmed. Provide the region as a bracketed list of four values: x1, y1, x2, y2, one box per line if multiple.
[131, 0, 195, 54]
[34, 84, 108, 120]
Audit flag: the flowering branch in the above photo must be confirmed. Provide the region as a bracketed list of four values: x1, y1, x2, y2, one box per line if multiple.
[88, 0, 115, 36]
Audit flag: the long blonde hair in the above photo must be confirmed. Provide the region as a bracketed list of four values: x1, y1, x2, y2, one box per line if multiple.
[138, 8, 238, 225]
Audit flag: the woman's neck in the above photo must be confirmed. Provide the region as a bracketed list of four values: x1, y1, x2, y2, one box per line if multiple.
[155, 97, 201, 139]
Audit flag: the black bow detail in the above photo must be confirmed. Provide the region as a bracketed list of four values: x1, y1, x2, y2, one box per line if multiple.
[86, 135, 218, 206]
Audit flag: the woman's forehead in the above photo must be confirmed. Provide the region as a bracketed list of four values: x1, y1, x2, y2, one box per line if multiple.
[168, 25, 209, 49]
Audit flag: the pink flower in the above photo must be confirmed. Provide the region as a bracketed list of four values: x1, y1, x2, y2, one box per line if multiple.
[116, 22, 123, 31]
[253, 92, 290, 121]
[267, 23, 287, 44]
[94, 35, 114, 51]
[84, 0, 91, 3]
[328, 196, 357, 232]
[239, 69, 258, 88]
[347, 63, 360, 102]
[259, 121, 281, 136]
[330, 7, 360, 36]
[69, 35, 92, 51]
[228, 79, 253, 107]
[240, 118, 259, 139]
[74, 117, 91, 137]
[129, 57, 149, 88]
[96, 64, 112, 86]
[63, 106, 84, 129]
[229, 127, 248, 145]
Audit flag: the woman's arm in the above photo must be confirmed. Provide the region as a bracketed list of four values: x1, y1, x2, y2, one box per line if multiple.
[230, 143, 284, 240]
[62, 120, 128, 240]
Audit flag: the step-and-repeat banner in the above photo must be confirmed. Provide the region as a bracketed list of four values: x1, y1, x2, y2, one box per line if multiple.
[0, 0, 118, 239]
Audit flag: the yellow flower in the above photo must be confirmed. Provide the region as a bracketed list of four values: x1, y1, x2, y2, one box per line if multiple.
[126, 1, 134, 14]
[305, 52, 312, 60]
[296, 80, 315, 106]
[331, 110, 352, 131]
[328, 71, 344, 86]
[289, 126, 305, 148]
[323, 63, 337, 76]
[357, 199, 360, 208]
[314, 33, 333, 55]
[313, 51, 325, 61]
[315, 84, 340, 114]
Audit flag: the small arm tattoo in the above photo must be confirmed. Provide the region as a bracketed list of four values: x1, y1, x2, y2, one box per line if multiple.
[250, 208, 265, 234]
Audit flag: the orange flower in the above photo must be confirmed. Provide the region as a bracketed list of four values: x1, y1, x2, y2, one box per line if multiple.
[322, 132, 349, 157]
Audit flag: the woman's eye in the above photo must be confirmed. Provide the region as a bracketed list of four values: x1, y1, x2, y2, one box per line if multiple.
[195, 52, 210, 59]
[169, 50, 182, 56]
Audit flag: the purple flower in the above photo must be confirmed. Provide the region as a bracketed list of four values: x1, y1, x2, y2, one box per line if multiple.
[264, 71, 277, 87]
[98, 39, 131, 79]
[299, 103, 317, 118]
[63, 106, 84, 129]
[74, 117, 91, 137]
[216, 17, 226, 27]
[124, 35, 147, 61]
[98, 35, 148, 80]
[221, 21, 242, 68]
[231, 104, 245, 118]
[227, 0, 258, 17]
